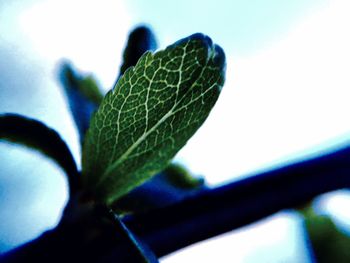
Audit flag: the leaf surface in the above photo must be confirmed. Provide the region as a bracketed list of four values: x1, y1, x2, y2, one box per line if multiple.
[300, 206, 350, 263]
[59, 62, 103, 144]
[82, 33, 225, 204]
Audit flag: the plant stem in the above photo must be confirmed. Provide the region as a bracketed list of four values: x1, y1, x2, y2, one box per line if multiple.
[124, 145, 350, 257]
[2, 145, 350, 261]
[0, 203, 156, 262]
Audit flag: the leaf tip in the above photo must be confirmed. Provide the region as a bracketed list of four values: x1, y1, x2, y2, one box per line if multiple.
[188, 33, 213, 45]
[182, 33, 226, 70]
[211, 44, 226, 69]
[171, 33, 210, 49]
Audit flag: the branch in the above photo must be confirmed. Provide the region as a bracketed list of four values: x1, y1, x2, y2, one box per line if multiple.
[124, 145, 350, 257]
[0, 114, 80, 196]
[0, 205, 158, 263]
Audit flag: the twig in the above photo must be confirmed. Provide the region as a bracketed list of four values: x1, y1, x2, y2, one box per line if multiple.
[124, 145, 350, 257]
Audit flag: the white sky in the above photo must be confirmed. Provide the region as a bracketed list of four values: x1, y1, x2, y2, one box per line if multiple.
[177, 0, 350, 185]
[1, 0, 350, 262]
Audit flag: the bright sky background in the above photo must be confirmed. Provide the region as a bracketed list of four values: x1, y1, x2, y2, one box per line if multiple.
[1, 0, 350, 262]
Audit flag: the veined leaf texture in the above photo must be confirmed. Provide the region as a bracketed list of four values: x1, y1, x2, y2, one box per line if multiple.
[82, 33, 226, 204]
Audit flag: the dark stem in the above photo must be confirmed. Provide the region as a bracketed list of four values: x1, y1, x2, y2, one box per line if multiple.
[0, 114, 80, 196]
[2, 145, 350, 261]
[0, 202, 156, 263]
[124, 145, 350, 257]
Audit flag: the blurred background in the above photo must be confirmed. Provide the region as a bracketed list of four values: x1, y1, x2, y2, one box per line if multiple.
[1, 0, 350, 262]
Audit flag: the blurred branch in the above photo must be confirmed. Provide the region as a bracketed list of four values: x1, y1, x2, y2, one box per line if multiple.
[0, 114, 80, 196]
[124, 146, 350, 257]
[58, 62, 102, 145]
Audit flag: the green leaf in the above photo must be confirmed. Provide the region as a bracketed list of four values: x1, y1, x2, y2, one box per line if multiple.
[112, 163, 206, 214]
[162, 163, 204, 189]
[82, 33, 226, 204]
[301, 207, 350, 263]
[60, 62, 103, 105]
[0, 114, 79, 195]
[59, 62, 103, 144]
[119, 26, 157, 77]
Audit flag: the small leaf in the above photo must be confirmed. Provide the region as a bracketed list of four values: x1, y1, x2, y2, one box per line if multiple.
[58, 62, 103, 144]
[162, 163, 204, 189]
[0, 114, 79, 195]
[301, 207, 350, 263]
[119, 26, 157, 77]
[82, 33, 226, 204]
[112, 163, 206, 214]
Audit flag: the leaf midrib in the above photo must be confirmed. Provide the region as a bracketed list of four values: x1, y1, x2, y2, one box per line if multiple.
[96, 58, 209, 187]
